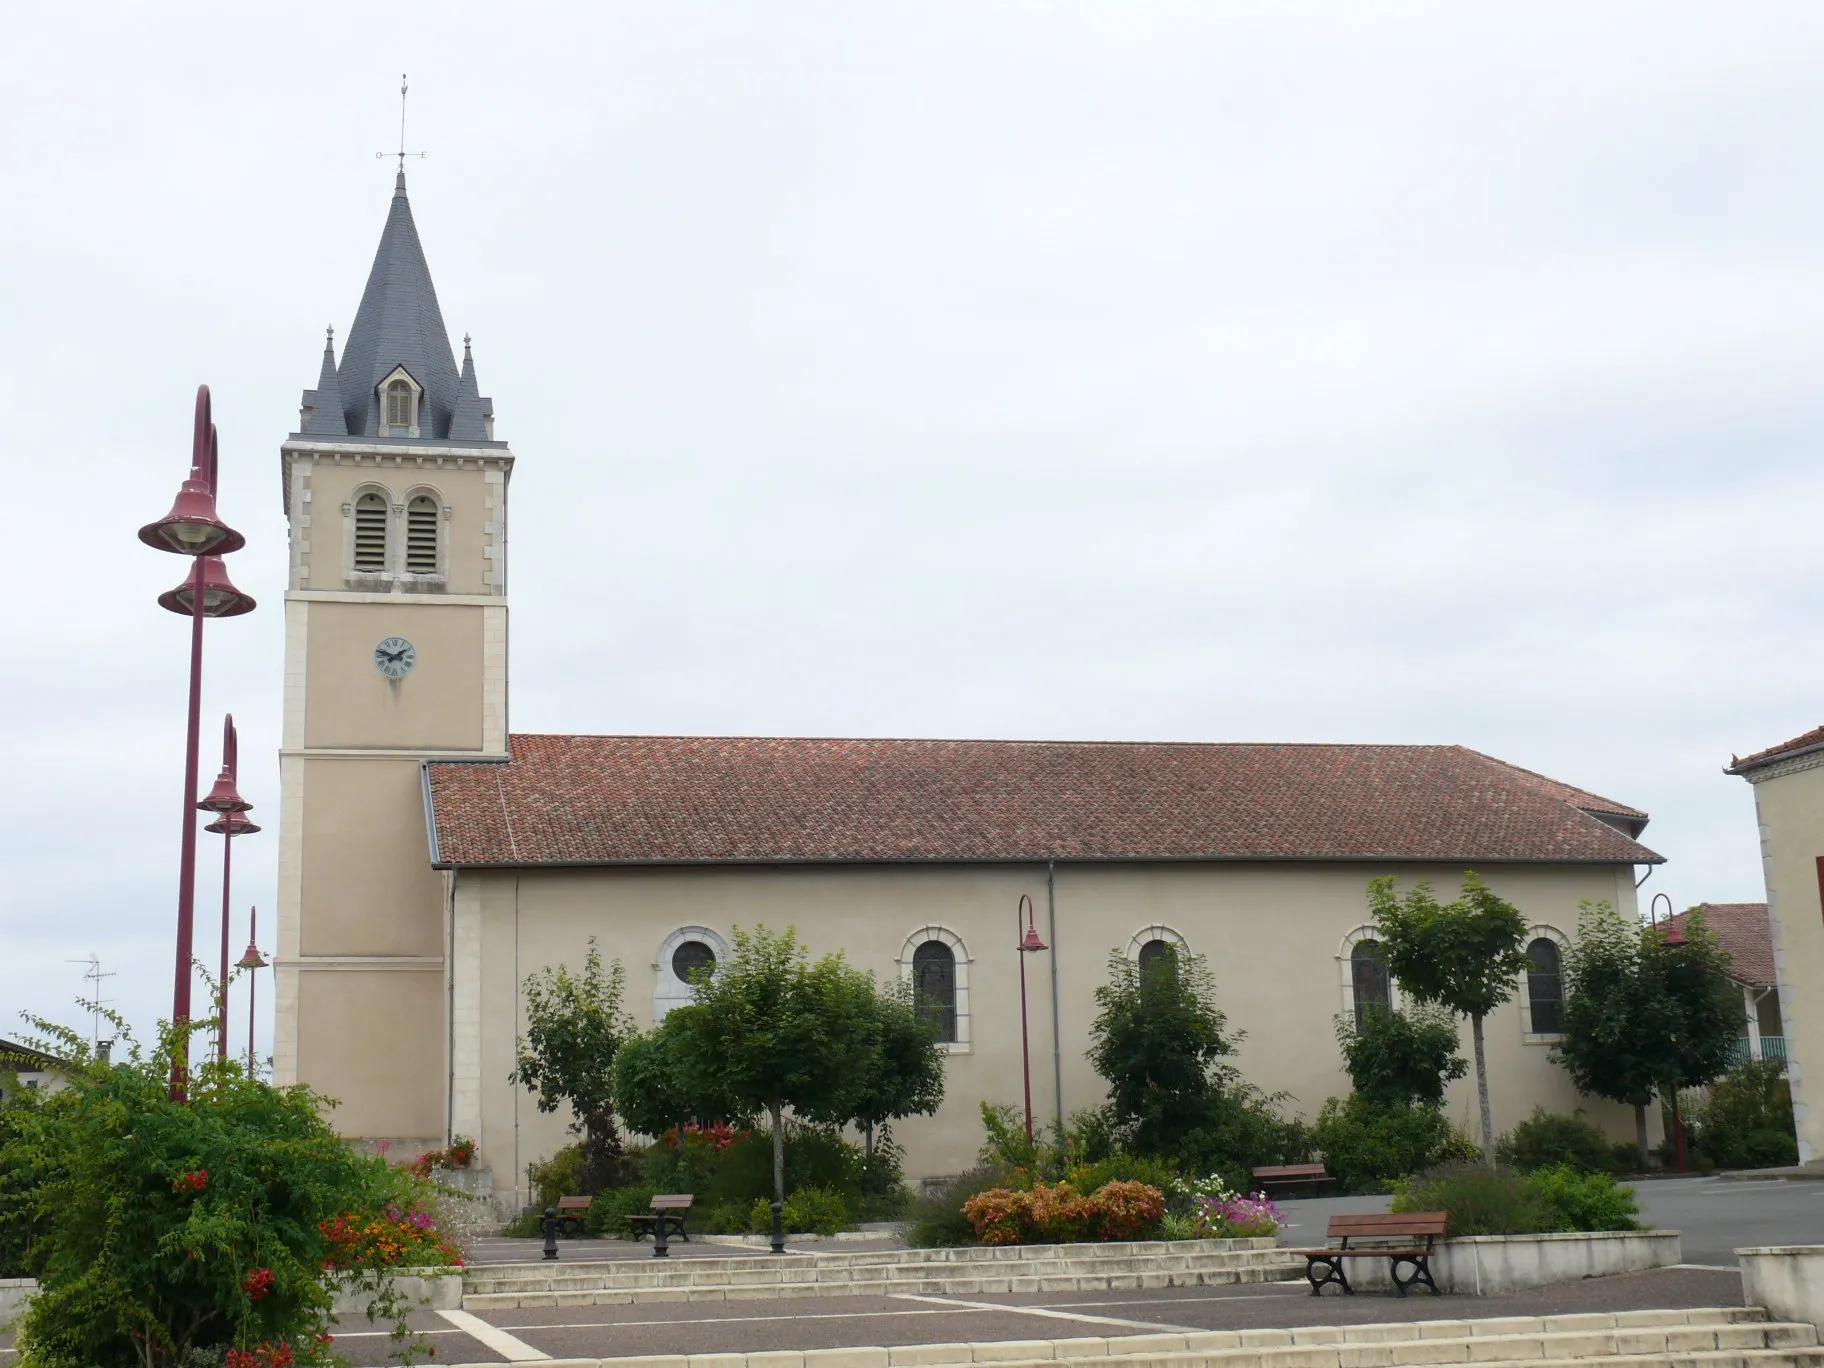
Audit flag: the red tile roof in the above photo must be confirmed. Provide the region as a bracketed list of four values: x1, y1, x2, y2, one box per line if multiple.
[1729, 726, 1824, 774]
[423, 735, 1660, 868]
[1664, 903, 1776, 987]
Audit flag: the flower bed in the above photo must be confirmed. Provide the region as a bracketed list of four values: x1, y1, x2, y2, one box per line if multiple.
[962, 1180, 1166, 1245]
[320, 1204, 463, 1270]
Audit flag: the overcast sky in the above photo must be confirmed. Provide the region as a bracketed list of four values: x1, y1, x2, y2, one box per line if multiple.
[3, 2, 1820, 1060]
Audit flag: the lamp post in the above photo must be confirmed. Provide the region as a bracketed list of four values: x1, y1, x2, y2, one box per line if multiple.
[1648, 892, 1689, 1173]
[139, 386, 254, 1100]
[201, 715, 258, 1063]
[1015, 894, 1049, 1150]
[236, 909, 269, 1075]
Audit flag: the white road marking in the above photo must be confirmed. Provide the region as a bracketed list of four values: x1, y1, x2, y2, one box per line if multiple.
[891, 1291, 1200, 1334]
[437, 1307, 551, 1362]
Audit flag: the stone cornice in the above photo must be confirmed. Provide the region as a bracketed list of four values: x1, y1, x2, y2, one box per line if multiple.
[279, 441, 514, 516]
[1734, 747, 1824, 785]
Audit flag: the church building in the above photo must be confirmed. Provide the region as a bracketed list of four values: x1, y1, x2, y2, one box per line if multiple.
[275, 175, 1664, 1208]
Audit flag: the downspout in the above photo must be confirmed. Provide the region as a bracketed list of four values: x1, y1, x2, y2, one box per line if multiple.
[446, 867, 458, 1144]
[1047, 860, 1063, 1135]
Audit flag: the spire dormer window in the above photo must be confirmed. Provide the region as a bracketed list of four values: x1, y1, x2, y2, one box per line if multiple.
[377, 366, 422, 437]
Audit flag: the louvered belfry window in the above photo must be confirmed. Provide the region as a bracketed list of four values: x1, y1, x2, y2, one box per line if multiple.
[353, 493, 388, 572]
[406, 495, 439, 574]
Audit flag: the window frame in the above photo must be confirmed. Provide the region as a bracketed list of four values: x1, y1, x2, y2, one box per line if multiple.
[346, 484, 394, 581]
[1520, 925, 1570, 1043]
[910, 941, 959, 1044]
[653, 926, 728, 1023]
[400, 487, 447, 582]
[898, 926, 972, 1054]
[1338, 924, 1400, 1028]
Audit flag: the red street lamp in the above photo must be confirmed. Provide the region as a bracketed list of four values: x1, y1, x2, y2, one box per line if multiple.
[140, 386, 252, 1100]
[1648, 892, 1688, 1172]
[1015, 894, 1049, 1150]
[201, 716, 258, 1064]
[236, 907, 269, 1075]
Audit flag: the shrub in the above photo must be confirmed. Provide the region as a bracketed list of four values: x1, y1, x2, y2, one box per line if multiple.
[1496, 1108, 1615, 1175]
[694, 1200, 752, 1234]
[704, 1123, 865, 1208]
[1066, 1153, 1179, 1202]
[319, 1204, 463, 1269]
[1610, 1141, 1648, 1174]
[1089, 1180, 1166, 1240]
[1527, 1164, 1640, 1232]
[748, 1184, 854, 1236]
[1312, 1096, 1476, 1192]
[1392, 1164, 1550, 1236]
[1338, 1007, 1468, 1109]
[1690, 1061, 1799, 1170]
[530, 1144, 587, 1209]
[904, 1168, 1015, 1248]
[584, 1186, 658, 1237]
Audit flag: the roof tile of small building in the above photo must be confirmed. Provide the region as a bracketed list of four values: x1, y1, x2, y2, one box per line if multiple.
[1665, 902, 1776, 987]
[423, 735, 1660, 868]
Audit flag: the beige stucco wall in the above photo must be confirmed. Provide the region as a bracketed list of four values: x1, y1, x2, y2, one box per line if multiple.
[454, 858, 1642, 1200]
[296, 968, 445, 1140]
[298, 759, 444, 957]
[1747, 760, 1824, 1161]
[302, 602, 485, 751]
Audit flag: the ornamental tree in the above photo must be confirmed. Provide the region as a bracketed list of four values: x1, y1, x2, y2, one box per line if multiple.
[1366, 871, 1532, 1164]
[1336, 1006, 1468, 1110]
[809, 975, 946, 1161]
[612, 1011, 753, 1149]
[664, 926, 875, 1216]
[511, 938, 633, 1194]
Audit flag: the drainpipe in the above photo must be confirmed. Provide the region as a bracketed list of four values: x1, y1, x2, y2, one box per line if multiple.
[1047, 860, 1063, 1135]
[446, 867, 458, 1145]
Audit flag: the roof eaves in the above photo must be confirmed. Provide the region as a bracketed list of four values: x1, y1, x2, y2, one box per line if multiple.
[1726, 738, 1824, 775]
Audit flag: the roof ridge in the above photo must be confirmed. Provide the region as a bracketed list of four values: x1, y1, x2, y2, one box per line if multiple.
[504, 732, 1467, 751]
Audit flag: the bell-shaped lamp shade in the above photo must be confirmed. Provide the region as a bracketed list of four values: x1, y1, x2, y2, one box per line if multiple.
[138, 475, 246, 557]
[1663, 922, 1687, 947]
[235, 943, 269, 971]
[158, 556, 256, 618]
[204, 808, 261, 835]
[197, 764, 252, 814]
[1019, 925, 1048, 953]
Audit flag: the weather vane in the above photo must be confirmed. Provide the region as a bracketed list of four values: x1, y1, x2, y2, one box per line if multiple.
[377, 73, 428, 173]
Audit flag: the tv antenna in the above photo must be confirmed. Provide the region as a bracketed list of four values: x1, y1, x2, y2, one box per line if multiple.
[377, 73, 428, 174]
[66, 954, 115, 1048]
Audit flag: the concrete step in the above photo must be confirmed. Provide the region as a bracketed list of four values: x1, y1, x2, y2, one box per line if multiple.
[462, 1260, 1301, 1309]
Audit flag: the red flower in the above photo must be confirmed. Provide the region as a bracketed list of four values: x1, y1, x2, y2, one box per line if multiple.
[171, 1169, 208, 1194]
[243, 1266, 276, 1301]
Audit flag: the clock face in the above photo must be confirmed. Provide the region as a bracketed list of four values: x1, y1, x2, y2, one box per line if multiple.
[374, 637, 416, 679]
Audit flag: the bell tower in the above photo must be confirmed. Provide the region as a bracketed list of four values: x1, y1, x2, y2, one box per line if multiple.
[273, 170, 511, 1149]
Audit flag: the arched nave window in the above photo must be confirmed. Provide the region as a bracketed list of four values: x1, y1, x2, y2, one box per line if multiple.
[1338, 925, 1395, 1030]
[1521, 927, 1569, 1041]
[899, 927, 971, 1052]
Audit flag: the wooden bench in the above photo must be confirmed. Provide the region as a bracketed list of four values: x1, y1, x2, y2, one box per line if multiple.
[554, 1195, 593, 1237]
[624, 1193, 693, 1243]
[1289, 1211, 1447, 1297]
[1251, 1163, 1331, 1195]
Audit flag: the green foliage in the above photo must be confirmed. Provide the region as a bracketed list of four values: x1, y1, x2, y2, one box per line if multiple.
[1337, 1007, 1468, 1109]
[512, 938, 633, 1193]
[583, 1185, 657, 1237]
[1065, 1153, 1180, 1201]
[748, 1184, 854, 1236]
[665, 926, 894, 1207]
[1393, 1162, 1640, 1235]
[1688, 1061, 1799, 1170]
[692, 1201, 754, 1234]
[1087, 946, 1235, 1159]
[1367, 872, 1532, 1161]
[1311, 1095, 1477, 1192]
[2, 1015, 429, 1367]
[613, 1015, 755, 1146]
[1393, 1164, 1550, 1235]
[0, 1084, 45, 1279]
[1496, 1108, 1616, 1175]
[701, 1123, 865, 1208]
[1556, 902, 1747, 1165]
[528, 1144, 587, 1209]
[1527, 1164, 1641, 1231]
[835, 977, 947, 1142]
[904, 1168, 1017, 1248]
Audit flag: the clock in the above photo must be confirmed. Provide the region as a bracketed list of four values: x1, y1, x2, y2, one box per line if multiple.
[374, 637, 416, 679]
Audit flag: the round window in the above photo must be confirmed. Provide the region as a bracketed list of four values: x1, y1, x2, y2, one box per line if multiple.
[671, 940, 716, 983]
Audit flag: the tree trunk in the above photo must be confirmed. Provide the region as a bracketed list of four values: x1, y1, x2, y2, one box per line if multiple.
[864, 1121, 875, 1163]
[1471, 1012, 1494, 1165]
[1634, 1102, 1649, 1169]
[770, 1101, 786, 1205]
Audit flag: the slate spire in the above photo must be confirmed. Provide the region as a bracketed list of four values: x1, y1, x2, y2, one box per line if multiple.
[449, 333, 489, 440]
[335, 169, 462, 438]
[304, 327, 347, 436]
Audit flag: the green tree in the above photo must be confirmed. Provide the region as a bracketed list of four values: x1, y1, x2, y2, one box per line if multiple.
[1367, 871, 1531, 1163]
[664, 926, 874, 1217]
[1336, 1006, 1468, 1110]
[613, 1011, 753, 1149]
[1087, 945, 1237, 1157]
[820, 977, 946, 1161]
[511, 937, 633, 1194]
[1647, 909, 1744, 1100]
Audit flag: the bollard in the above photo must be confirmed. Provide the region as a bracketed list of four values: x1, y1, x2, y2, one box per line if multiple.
[653, 1210, 670, 1259]
[770, 1198, 785, 1255]
[542, 1206, 559, 1261]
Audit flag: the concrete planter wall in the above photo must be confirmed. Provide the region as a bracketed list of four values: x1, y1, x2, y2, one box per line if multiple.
[1739, 1246, 1824, 1333]
[1339, 1229, 1681, 1295]
[1, 1270, 463, 1329]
